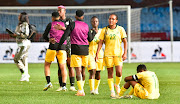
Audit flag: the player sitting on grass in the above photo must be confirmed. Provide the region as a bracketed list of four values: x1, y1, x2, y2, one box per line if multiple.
[113, 64, 160, 99]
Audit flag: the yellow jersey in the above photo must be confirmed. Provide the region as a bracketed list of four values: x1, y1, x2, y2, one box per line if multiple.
[89, 28, 103, 58]
[135, 71, 160, 99]
[99, 25, 127, 56]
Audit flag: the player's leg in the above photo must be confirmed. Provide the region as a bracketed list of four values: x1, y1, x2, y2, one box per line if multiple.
[105, 56, 115, 97]
[67, 57, 76, 91]
[130, 82, 148, 99]
[94, 57, 103, 94]
[89, 69, 96, 94]
[14, 46, 25, 74]
[119, 81, 137, 96]
[81, 66, 86, 88]
[57, 50, 67, 91]
[20, 44, 31, 81]
[71, 55, 85, 96]
[43, 49, 56, 91]
[107, 67, 115, 97]
[56, 57, 63, 91]
[94, 71, 101, 94]
[81, 55, 88, 88]
[114, 56, 123, 95]
[14, 46, 30, 81]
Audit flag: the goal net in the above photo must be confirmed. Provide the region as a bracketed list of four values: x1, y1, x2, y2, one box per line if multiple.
[0, 6, 142, 63]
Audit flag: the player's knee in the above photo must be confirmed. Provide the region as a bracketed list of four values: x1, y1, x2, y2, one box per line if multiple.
[14, 58, 18, 63]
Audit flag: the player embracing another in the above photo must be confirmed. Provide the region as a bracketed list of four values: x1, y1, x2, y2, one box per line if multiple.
[55, 5, 76, 92]
[95, 13, 127, 98]
[58, 10, 96, 96]
[88, 16, 104, 95]
[43, 12, 67, 91]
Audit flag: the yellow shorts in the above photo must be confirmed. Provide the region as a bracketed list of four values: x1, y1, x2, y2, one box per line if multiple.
[87, 56, 104, 71]
[45, 49, 67, 64]
[70, 55, 88, 67]
[104, 56, 123, 68]
[134, 83, 148, 99]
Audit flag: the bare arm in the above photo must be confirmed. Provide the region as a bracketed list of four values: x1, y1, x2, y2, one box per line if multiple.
[95, 39, 103, 62]
[124, 76, 134, 82]
[122, 38, 127, 61]
[54, 24, 66, 31]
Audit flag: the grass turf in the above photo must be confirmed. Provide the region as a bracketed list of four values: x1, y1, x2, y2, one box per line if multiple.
[0, 63, 180, 104]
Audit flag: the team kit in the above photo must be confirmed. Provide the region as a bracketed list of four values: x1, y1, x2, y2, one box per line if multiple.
[13, 5, 160, 99]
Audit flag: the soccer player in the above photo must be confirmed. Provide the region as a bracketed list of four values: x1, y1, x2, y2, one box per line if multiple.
[88, 16, 104, 95]
[43, 12, 67, 91]
[55, 5, 76, 92]
[11, 12, 31, 81]
[117, 64, 160, 99]
[95, 13, 127, 97]
[58, 10, 96, 96]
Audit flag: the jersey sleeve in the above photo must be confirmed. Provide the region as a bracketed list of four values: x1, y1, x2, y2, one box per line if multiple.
[99, 27, 106, 40]
[120, 26, 127, 39]
[135, 72, 144, 80]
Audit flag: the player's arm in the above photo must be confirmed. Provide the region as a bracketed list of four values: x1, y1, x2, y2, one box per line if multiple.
[87, 29, 96, 42]
[58, 22, 74, 50]
[53, 24, 66, 30]
[122, 38, 127, 61]
[43, 23, 51, 41]
[95, 28, 105, 62]
[95, 39, 103, 62]
[124, 74, 139, 82]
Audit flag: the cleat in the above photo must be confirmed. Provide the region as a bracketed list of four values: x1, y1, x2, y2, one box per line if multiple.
[62, 86, 67, 91]
[70, 86, 77, 91]
[114, 84, 120, 95]
[75, 90, 85, 96]
[90, 90, 95, 95]
[56, 87, 62, 92]
[19, 74, 30, 82]
[111, 95, 123, 99]
[43, 82, 52, 91]
[110, 92, 116, 98]
[123, 95, 133, 99]
[94, 89, 99, 95]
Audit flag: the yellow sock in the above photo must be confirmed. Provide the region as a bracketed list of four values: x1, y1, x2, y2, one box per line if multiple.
[77, 81, 83, 91]
[94, 79, 100, 90]
[82, 80, 85, 88]
[119, 86, 127, 96]
[108, 78, 114, 91]
[89, 79, 94, 91]
[115, 76, 122, 85]
[128, 88, 134, 95]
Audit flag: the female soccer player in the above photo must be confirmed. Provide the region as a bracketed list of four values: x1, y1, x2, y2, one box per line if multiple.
[88, 16, 104, 95]
[95, 14, 127, 97]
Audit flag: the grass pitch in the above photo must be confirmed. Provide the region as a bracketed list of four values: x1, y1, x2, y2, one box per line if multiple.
[0, 63, 180, 104]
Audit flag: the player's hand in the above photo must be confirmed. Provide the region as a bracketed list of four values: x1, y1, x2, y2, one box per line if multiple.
[54, 24, 66, 30]
[49, 38, 56, 44]
[95, 55, 99, 62]
[92, 28, 98, 34]
[122, 53, 127, 61]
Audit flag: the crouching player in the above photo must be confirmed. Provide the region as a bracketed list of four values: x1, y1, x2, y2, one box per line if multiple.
[115, 64, 160, 99]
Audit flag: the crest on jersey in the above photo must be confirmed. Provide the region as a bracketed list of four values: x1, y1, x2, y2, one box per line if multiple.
[65, 21, 69, 26]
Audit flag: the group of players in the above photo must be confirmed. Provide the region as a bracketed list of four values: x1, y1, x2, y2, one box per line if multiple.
[12, 5, 160, 99]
